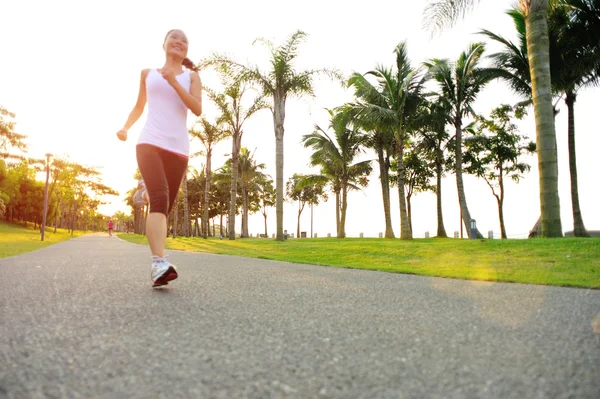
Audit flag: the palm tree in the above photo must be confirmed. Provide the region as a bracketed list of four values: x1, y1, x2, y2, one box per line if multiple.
[482, 2, 598, 237]
[219, 148, 268, 238]
[424, 0, 562, 237]
[346, 42, 427, 240]
[207, 74, 269, 240]
[204, 30, 340, 241]
[418, 99, 451, 238]
[342, 102, 396, 238]
[302, 109, 372, 238]
[189, 118, 230, 238]
[425, 43, 495, 239]
[550, 0, 598, 236]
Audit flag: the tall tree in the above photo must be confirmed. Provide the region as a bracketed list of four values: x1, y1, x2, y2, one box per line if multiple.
[402, 150, 434, 234]
[189, 118, 230, 238]
[257, 177, 276, 238]
[464, 105, 535, 238]
[286, 173, 327, 238]
[207, 74, 268, 240]
[302, 109, 372, 238]
[347, 42, 427, 239]
[418, 99, 451, 238]
[424, 0, 563, 237]
[204, 30, 339, 241]
[425, 43, 495, 238]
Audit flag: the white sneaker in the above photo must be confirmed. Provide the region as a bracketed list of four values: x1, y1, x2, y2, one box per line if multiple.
[151, 256, 178, 287]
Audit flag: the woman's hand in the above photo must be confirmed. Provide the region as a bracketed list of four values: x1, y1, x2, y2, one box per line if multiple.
[159, 67, 177, 86]
[117, 129, 128, 141]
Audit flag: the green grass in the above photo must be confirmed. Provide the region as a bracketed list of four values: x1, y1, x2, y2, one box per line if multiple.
[118, 234, 600, 289]
[0, 222, 85, 258]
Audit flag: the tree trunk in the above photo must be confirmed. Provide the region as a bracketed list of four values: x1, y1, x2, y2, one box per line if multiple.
[219, 212, 224, 238]
[377, 147, 395, 238]
[338, 185, 348, 238]
[203, 148, 212, 239]
[229, 134, 241, 240]
[263, 211, 268, 238]
[335, 190, 340, 236]
[435, 147, 448, 238]
[172, 199, 179, 239]
[565, 91, 588, 237]
[454, 117, 482, 239]
[498, 171, 507, 239]
[523, 0, 562, 237]
[71, 200, 77, 236]
[406, 193, 413, 235]
[53, 198, 61, 234]
[273, 94, 286, 241]
[395, 131, 412, 240]
[182, 173, 190, 237]
[297, 201, 302, 239]
[241, 189, 249, 238]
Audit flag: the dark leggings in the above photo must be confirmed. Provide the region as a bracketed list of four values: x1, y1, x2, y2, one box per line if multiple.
[136, 144, 188, 216]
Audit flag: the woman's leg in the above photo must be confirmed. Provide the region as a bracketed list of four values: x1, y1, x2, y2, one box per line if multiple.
[136, 145, 169, 258]
[162, 151, 189, 216]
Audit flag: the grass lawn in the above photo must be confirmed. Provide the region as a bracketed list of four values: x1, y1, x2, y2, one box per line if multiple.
[118, 234, 600, 289]
[0, 222, 85, 258]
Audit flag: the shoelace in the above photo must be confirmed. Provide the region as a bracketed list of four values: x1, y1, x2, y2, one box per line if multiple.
[152, 255, 169, 264]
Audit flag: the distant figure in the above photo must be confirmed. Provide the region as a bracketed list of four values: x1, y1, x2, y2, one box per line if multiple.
[116, 29, 202, 287]
[108, 218, 114, 237]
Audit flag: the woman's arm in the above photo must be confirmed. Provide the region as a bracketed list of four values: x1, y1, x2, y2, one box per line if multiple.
[161, 69, 203, 116]
[123, 69, 149, 130]
[117, 69, 149, 140]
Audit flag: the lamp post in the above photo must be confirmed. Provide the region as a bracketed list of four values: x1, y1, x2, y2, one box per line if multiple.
[469, 219, 477, 240]
[41, 153, 53, 241]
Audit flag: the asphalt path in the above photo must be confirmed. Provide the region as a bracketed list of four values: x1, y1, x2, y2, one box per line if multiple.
[1, 234, 598, 398]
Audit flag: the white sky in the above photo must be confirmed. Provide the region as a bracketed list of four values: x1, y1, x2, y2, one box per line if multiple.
[1, 0, 598, 238]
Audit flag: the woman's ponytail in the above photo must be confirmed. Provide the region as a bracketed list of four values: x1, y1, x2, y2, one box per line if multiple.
[182, 58, 199, 72]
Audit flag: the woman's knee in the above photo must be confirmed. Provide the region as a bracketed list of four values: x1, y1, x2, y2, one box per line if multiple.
[148, 189, 169, 216]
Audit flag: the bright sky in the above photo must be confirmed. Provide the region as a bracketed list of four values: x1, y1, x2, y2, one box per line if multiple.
[1, 0, 598, 238]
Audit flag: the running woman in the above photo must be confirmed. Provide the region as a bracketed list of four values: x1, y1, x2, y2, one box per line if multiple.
[116, 29, 202, 287]
[108, 218, 114, 237]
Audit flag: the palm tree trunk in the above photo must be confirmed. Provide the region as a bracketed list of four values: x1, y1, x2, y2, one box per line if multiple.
[396, 131, 412, 240]
[565, 91, 588, 237]
[229, 135, 241, 240]
[203, 149, 212, 239]
[406, 193, 413, 234]
[435, 147, 448, 238]
[377, 148, 395, 238]
[523, 0, 562, 237]
[273, 95, 286, 241]
[242, 189, 249, 238]
[335, 190, 340, 236]
[182, 173, 190, 237]
[338, 185, 348, 238]
[454, 118, 482, 239]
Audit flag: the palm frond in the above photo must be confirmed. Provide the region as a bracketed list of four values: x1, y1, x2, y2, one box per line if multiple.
[423, 0, 482, 34]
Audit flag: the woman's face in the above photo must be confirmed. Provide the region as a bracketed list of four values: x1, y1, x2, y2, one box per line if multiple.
[163, 30, 189, 60]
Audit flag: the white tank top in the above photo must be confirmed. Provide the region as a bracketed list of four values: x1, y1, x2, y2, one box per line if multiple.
[137, 69, 191, 157]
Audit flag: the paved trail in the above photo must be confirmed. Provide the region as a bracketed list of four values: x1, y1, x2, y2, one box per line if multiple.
[1, 234, 598, 398]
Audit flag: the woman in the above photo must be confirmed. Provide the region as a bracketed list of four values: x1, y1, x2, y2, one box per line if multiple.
[117, 29, 202, 287]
